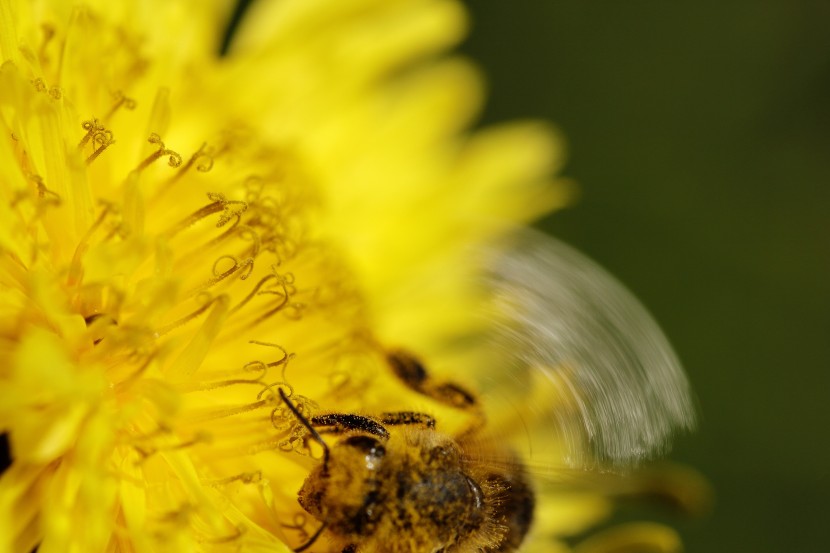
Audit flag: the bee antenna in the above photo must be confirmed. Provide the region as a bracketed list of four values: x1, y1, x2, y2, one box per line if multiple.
[294, 521, 327, 552]
[278, 388, 331, 471]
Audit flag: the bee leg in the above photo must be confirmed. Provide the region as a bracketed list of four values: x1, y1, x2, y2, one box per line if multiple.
[386, 349, 479, 410]
[311, 413, 390, 440]
[379, 411, 436, 429]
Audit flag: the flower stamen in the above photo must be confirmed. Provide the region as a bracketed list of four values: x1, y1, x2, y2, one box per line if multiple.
[78, 118, 105, 149]
[86, 129, 115, 164]
[134, 133, 182, 173]
[166, 143, 214, 184]
[31, 77, 47, 92]
[248, 340, 294, 368]
[104, 90, 137, 121]
[164, 193, 248, 238]
[178, 343, 292, 394]
[213, 254, 254, 280]
[154, 293, 228, 338]
[22, 177, 58, 210]
[208, 192, 248, 228]
[202, 470, 262, 488]
[180, 399, 272, 424]
[281, 513, 311, 543]
[204, 525, 245, 545]
[134, 430, 212, 462]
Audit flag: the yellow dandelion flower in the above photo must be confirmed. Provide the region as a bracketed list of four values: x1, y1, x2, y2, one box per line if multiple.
[0, 1, 707, 552]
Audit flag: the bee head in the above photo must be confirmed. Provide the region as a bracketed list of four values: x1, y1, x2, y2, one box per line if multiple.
[298, 434, 388, 536]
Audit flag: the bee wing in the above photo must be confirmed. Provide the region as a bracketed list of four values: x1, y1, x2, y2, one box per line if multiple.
[478, 229, 695, 468]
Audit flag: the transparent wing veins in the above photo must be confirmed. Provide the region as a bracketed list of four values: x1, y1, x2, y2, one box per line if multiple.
[484, 231, 696, 467]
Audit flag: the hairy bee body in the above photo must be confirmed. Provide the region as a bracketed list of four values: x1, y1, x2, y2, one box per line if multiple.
[297, 426, 533, 553]
[282, 231, 695, 552]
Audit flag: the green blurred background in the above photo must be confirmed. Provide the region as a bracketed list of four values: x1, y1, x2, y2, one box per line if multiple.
[462, 1, 830, 552]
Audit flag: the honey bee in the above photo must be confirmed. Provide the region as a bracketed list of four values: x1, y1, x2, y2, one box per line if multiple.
[278, 230, 696, 553]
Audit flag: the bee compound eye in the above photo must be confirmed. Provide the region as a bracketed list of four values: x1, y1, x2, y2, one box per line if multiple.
[343, 435, 386, 459]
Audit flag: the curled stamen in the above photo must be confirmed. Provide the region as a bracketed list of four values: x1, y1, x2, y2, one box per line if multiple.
[257, 381, 293, 402]
[184, 142, 215, 173]
[213, 255, 239, 278]
[244, 271, 295, 324]
[177, 351, 285, 394]
[134, 431, 212, 463]
[281, 513, 310, 542]
[281, 302, 307, 321]
[266, 271, 297, 297]
[272, 408, 307, 444]
[242, 360, 269, 381]
[228, 273, 278, 316]
[248, 340, 294, 368]
[30, 175, 61, 206]
[104, 90, 137, 121]
[164, 197, 225, 238]
[207, 192, 248, 228]
[247, 196, 283, 230]
[199, 224, 260, 261]
[238, 258, 256, 281]
[205, 471, 263, 487]
[268, 235, 301, 267]
[271, 398, 317, 441]
[78, 118, 105, 149]
[86, 129, 115, 164]
[237, 226, 261, 258]
[179, 400, 272, 425]
[156, 143, 216, 198]
[186, 255, 254, 300]
[243, 175, 265, 203]
[134, 133, 182, 172]
[164, 193, 248, 239]
[153, 294, 227, 337]
[204, 525, 245, 545]
[212, 254, 254, 281]
[31, 78, 60, 99]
